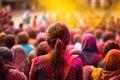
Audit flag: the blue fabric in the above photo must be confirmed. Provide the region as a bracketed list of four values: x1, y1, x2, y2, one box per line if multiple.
[21, 44, 34, 54]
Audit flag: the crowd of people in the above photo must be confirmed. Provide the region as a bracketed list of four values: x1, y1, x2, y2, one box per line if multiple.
[0, 8, 120, 80]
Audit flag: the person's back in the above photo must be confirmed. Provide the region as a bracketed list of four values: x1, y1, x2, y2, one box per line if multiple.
[83, 51, 102, 66]
[0, 47, 27, 80]
[16, 31, 35, 54]
[30, 53, 83, 80]
[29, 22, 83, 80]
[91, 49, 120, 80]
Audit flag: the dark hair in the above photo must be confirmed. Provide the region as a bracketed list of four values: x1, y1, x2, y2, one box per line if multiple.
[107, 26, 116, 33]
[72, 34, 81, 44]
[50, 39, 65, 80]
[0, 47, 13, 62]
[16, 31, 29, 44]
[104, 40, 119, 56]
[4, 34, 15, 49]
[8, 21, 14, 26]
[8, 15, 12, 20]
[27, 28, 37, 39]
[0, 57, 9, 80]
[46, 23, 70, 80]
[94, 29, 102, 39]
[103, 31, 115, 42]
[19, 23, 23, 28]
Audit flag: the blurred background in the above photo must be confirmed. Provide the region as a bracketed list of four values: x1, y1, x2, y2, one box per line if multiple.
[0, 0, 120, 29]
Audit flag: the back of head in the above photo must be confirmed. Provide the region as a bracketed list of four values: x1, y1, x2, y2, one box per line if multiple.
[46, 22, 70, 80]
[16, 31, 29, 44]
[72, 34, 81, 44]
[34, 32, 46, 47]
[104, 40, 119, 56]
[94, 29, 102, 39]
[0, 47, 12, 62]
[4, 34, 15, 49]
[36, 41, 50, 56]
[8, 21, 14, 26]
[104, 49, 120, 70]
[103, 31, 115, 42]
[46, 22, 70, 49]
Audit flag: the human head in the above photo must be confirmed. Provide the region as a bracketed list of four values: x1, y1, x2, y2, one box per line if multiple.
[104, 49, 120, 70]
[36, 41, 50, 56]
[94, 29, 102, 40]
[82, 33, 98, 53]
[103, 31, 115, 42]
[72, 34, 82, 44]
[0, 47, 12, 62]
[19, 23, 23, 28]
[16, 31, 29, 44]
[104, 40, 119, 56]
[27, 28, 37, 39]
[34, 32, 46, 47]
[4, 34, 15, 49]
[46, 22, 70, 80]
[46, 22, 70, 49]
[8, 21, 14, 26]
[11, 45, 27, 66]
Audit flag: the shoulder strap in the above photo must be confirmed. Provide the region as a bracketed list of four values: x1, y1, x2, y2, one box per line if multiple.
[63, 55, 78, 80]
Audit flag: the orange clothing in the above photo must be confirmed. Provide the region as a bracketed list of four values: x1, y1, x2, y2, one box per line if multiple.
[91, 49, 120, 80]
